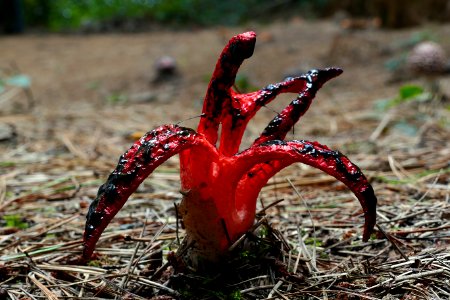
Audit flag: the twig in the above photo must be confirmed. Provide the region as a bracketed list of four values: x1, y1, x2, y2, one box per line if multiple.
[361, 269, 446, 293]
[287, 178, 318, 272]
[376, 223, 409, 261]
[369, 110, 393, 141]
[241, 284, 276, 294]
[267, 280, 283, 298]
[389, 224, 450, 235]
[28, 272, 59, 300]
[132, 275, 181, 297]
[118, 215, 148, 295]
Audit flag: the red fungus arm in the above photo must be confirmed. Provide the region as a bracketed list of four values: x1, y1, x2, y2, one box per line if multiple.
[219, 68, 342, 156]
[253, 68, 342, 145]
[83, 125, 211, 259]
[233, 140, 377, 241]
[218, 75, 314, 156]
[197, 31, 256, 145]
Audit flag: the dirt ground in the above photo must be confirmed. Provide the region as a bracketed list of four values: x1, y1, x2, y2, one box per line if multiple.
[0, 19, 449, 299]
[1, 20, 448, 139]
[1, 19, 449, 139]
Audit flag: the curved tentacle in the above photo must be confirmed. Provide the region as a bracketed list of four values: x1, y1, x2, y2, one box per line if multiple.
[219, 75, 318, 156]
[233, 140, 377, 241]
[83, 125, 212, 259]
[219, 68, 342, 156]
[253, 68, 342, 145]
[197, 31, 256, 145]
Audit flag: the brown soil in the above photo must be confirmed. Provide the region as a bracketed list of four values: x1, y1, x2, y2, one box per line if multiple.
[1, 20, 448, 134]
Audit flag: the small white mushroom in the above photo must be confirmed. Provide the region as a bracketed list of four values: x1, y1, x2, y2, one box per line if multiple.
[407, 41, 447, 75]
[407, 41, 447, 94]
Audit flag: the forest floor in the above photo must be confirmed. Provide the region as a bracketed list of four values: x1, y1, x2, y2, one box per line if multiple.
[0, 19, 449, 299]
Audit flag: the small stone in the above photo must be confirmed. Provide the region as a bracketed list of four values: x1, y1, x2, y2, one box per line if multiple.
[154, 55, 178, 76]
[152, 55, 180, 84]
[0, 123, 15, 141]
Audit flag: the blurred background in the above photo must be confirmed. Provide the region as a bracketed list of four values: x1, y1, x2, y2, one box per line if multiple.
[0, 0, 449, 164]
[1, 0, 450, 33]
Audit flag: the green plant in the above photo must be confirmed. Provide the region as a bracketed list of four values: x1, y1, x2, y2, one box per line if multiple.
[304, 237, 323, 247]
[3, 214, 28, 229]
[374, 84, 429, 111]
[24, 0, 265, 30]
[106, 92, 127, 105]
[0, 74, 31, 94]
[23, 0, 335, 31]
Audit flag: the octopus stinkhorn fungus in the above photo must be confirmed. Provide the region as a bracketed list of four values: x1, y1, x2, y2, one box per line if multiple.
[83, 31, 377, 264]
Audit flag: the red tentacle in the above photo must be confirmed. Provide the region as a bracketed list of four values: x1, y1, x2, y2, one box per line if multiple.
[83, 125, 210, 259]
[233, 140, 377, 241]
[253, 68, 342, 145]
[197, 31, 256, 146]
[219, 75, 318, 156]
[218, 68, 342, 156]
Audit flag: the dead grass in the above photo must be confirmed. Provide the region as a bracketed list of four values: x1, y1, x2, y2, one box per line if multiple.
[0, 21, 449, 299]
[0, 92, 449, 299]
